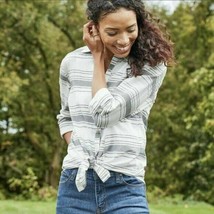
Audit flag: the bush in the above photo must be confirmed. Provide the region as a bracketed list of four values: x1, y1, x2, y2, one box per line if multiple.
[38, 186, 57, 201]
[8, 167, 39, 200]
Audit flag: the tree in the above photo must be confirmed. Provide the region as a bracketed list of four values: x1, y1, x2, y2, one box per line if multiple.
[0, 0, 86, 195]
[146, 0, 214, 204]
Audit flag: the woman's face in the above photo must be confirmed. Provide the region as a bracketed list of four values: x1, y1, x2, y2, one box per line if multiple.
[97, 7, 138, 59]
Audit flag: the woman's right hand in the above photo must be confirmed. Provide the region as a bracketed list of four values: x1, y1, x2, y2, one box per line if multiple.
[83, 22, 107, 97]
[83, 21, 104, 57]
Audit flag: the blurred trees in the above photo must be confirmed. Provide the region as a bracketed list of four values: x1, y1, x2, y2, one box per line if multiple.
[147, 0, 214, 204]
[0, 0, 213, 203]
[0, 0, 86, 198]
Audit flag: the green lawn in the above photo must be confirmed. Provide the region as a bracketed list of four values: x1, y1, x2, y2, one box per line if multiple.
[150, 201, 214, 214]
[0, 200, 55, 214]
[0, 200, 213, 214]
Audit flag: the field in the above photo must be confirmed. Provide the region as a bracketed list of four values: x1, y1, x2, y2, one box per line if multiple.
[0, 200, 214, 214]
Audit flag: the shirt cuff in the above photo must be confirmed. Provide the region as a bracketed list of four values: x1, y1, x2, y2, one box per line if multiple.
[89, 88, 112, 116]
[59, 125, 73, 138]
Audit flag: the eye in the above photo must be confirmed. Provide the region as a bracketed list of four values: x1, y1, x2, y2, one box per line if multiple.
[127, 28, 136, 33]
[106, 32, 117, 36]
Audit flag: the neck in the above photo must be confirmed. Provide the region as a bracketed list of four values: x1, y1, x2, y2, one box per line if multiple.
[104, 48, 113, 72]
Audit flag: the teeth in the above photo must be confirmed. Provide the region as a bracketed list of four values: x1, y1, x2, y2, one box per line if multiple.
[116, 46, 129, 52]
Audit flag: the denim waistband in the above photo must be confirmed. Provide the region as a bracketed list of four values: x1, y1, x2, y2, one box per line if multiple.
[91, 168, 122, 180]
[68, 168, 122, 181]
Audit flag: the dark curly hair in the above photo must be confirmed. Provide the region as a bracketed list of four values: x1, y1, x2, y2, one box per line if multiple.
[87, 0, 175, 76]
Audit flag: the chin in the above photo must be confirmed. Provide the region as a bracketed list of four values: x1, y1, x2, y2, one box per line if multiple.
[114, 52, 130, 58]
[112, 46, 132, 58]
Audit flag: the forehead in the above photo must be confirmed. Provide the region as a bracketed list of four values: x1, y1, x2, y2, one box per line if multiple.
[98, 8, 137, 28]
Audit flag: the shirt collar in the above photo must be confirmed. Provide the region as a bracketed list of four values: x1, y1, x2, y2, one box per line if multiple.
[81, 46, 91, 53]
[81, 46, 128, 62]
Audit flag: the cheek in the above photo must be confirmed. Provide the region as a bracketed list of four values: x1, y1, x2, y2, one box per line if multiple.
[98, 31, 106, 43]
[100, 35, 113, 46]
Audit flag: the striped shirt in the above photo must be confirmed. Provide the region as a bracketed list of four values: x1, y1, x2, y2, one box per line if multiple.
[57, 46, 167, 192]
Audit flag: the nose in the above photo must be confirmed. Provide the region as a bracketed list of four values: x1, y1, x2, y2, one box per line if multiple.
[116, 33, 129, 46]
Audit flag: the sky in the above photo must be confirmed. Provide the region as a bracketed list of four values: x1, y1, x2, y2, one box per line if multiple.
[145, 0, 181, 13]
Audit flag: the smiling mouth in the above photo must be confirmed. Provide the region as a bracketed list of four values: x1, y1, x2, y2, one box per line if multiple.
[115, 45, 131, 54]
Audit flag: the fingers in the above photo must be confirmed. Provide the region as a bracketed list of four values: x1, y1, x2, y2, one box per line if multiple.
[83, 21, 99, 42]
[83, 22, 91, 41]
[83, 22, 93, 35]
[82, 21, 103, 53]
[92, 25, 99, 37]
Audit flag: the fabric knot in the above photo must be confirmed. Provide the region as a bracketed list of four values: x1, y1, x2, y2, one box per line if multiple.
[94, 164, 111, 183]
[89, 157, 95, 168]
[75, 160, 90, 192]
[75, 159, 111, 192]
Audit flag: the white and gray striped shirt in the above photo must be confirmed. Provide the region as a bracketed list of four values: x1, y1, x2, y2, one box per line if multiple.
[57, 46, 167, 192]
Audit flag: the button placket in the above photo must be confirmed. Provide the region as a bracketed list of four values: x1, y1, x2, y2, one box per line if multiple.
[94, 128, 102, 157]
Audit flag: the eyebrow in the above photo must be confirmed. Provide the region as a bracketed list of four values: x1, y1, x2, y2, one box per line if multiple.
[105, 23, 137, 31]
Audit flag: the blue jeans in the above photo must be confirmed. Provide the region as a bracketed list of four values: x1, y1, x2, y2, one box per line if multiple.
[56, 168, 149, 214]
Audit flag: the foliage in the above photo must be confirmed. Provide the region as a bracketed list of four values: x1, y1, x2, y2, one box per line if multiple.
[0, 0, 86, 198]
[8, 167, 39, 200]
[0, 0, 213, 204]
[37, 186, 57, 201]
[7, 167, 56, 200]
[146, 0, 214, 204]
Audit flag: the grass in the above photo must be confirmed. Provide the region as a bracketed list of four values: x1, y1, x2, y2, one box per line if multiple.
[150, 200, 214, 214]
[0, 200, 56, 214]
[0, 199, 213, 214]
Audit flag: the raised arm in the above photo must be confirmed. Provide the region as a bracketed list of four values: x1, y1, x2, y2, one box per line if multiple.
[89, 63, 167, 128]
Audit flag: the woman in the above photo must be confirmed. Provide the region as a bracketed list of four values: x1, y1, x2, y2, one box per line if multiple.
[56, 0, 174, 213]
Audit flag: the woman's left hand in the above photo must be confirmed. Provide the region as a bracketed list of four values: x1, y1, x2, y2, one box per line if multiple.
[83, 21, 104, 57]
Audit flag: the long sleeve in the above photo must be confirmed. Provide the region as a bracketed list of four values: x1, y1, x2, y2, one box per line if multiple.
[89, 63, 167, 128]
[56, 57, 73, 137]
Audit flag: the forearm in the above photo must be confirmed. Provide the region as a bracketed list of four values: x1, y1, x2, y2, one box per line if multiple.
[92, 54, 107, 97]
[89, 63, 167, 128]
[63, 131, 72, 145]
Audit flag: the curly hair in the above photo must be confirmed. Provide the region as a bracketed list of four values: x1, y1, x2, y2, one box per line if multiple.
[87, 0, 175, 76]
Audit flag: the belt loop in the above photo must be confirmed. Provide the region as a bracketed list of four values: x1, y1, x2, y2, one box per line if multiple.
[116, 172, 122, 184]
